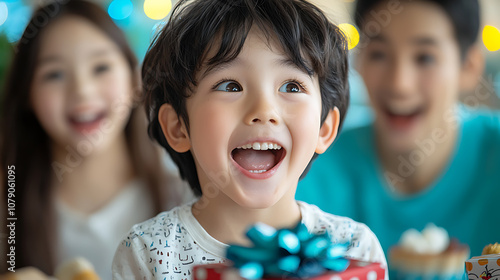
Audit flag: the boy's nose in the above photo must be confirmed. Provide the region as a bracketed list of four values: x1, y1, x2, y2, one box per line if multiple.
[244, 92, 279, 125]
[387, 59, 415, 97]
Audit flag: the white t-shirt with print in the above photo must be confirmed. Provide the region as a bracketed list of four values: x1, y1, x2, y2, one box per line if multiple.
[112, 201, 387, 280]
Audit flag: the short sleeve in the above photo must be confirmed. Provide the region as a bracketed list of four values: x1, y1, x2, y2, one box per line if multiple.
[112, 236, 152, 280]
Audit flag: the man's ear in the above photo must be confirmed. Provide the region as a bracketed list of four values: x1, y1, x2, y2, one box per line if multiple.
[459, 45, 485, 92]
[315, 107, 340, 154]
[158, 103, 191, 153]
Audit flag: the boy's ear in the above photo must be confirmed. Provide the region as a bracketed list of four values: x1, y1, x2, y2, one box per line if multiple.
[158, 103, 191, 153]
[315, 107, 340, 154]
[459, 45, 485, 92]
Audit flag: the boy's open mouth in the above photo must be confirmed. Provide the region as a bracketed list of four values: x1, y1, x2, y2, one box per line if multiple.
[383, 103, 426, 130]
[231, 142, 286, 174]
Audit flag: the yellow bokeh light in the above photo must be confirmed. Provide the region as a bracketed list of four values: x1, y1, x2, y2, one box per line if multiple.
[338, 23, 359, 50]
[483, 25, 500, 52]
[144, 0, 172, 20]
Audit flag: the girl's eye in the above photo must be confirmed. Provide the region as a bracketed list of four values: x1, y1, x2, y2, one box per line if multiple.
[279, 82, 302, 93]
[94, 64, 110, 75]
[416, 54, 435, 66]
[215, 81, 242, 92]
[44, 71, 64, 81]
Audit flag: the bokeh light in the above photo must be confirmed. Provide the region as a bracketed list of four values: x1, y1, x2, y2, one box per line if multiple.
[2, 2, 30, 43]
[483, 25, 500, 52]
[143, 0, 172, 20]
[108, 0, 133, 20]
[338, 23, 359, 50]
[0, 2, 8, 26]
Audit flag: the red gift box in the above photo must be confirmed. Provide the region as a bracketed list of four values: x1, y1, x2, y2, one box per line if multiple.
[193, 259, 386, 280]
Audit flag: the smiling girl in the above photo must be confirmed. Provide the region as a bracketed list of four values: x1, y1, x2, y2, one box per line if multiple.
[0, 1, 187, 278]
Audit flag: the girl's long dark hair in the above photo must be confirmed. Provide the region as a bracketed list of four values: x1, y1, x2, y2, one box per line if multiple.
[0, 0, 180, 274]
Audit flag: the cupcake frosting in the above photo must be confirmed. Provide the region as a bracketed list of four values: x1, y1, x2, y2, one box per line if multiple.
[399, 223, 450, 254]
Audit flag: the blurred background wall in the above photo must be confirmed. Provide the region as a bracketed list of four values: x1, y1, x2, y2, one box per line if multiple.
[0, 0, 498, 128]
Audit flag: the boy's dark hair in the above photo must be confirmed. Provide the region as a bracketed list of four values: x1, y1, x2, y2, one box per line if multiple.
[143, 0, 350, 196]
[354, 0, 480, 58]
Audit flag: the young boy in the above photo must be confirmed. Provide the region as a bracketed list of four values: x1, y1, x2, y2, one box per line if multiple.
[297, 0, 499, 267]
[112, 0, 387, 279]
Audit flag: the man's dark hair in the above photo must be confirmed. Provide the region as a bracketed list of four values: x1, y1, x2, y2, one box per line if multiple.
[354, 0, 480, 58]
[143, 0, 350, 196]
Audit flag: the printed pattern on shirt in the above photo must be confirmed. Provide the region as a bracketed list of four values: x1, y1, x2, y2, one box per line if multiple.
[120, 207, 225, 279]
[304, 203, 376, 261]
[113, 202, 386, 280]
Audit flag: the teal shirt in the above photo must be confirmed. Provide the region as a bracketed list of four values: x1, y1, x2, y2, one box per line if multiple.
[297, 109, 500, 259]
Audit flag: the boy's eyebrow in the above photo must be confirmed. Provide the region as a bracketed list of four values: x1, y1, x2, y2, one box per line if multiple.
[411, 36, 439, 47]
[275, 57, 314, 77]
[200, 58, 240, 80]
[199, 57, 314, 79]
[366, 35, 439, 47]
[367, 34, 387, 43]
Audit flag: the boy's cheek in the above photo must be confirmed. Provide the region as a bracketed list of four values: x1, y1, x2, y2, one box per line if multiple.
[188, 105, 233, 158]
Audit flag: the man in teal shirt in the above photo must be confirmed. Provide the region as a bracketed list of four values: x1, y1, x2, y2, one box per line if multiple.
[298, 0, 499, 265]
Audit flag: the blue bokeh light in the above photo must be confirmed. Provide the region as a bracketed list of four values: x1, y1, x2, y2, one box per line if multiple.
[0, 2, 31, 43]
[0, 2, 8, 27]
[108, 0, 133, 21]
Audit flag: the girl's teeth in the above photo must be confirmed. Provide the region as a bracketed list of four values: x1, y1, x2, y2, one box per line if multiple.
[74, 113, 99, 122]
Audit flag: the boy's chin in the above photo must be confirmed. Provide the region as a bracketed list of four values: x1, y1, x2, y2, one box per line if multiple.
[230, 188, 283, 209]
[235, 199, 276, 210]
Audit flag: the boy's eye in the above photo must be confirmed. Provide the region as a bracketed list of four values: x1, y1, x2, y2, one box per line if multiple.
[94, 64, 110, 75]
[416, 54, 435, 66]
[368, 50, 386, 61]
[43, 70, 64, 81]
[279, 82, 302, 93]
[215, 81, 242, 92]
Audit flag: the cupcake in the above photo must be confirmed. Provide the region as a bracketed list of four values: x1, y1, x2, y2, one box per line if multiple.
[482, 243, 500, 255]
[389, 223, 470, 280]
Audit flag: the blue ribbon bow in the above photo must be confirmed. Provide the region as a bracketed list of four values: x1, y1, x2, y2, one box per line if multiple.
[226, 222, 350, 279]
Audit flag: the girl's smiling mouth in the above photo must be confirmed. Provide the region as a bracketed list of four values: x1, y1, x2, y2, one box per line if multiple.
[231, 141, 286, 179]
[68, 110, 107, 134]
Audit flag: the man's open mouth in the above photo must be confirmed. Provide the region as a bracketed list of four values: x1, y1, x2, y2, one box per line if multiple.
[383, 103, 426, 130]
[231, 141, 286, 174]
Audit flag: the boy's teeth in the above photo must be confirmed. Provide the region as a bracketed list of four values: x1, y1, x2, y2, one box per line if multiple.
[387, 104, 420, 116]
[237, 142, 282, 150]
[248, 170, 267, 173]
